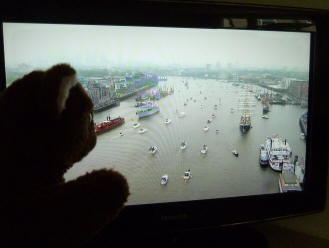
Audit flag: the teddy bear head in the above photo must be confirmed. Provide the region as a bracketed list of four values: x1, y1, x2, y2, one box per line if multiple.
[0, 64, 97, 196]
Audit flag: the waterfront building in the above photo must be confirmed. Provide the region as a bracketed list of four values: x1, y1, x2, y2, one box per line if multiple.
[287, 79, 308, 100]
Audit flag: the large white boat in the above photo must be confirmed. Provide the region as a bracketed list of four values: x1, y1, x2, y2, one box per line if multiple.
[265, 134, 292, 172]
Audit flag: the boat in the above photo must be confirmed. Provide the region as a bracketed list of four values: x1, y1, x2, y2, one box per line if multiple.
[279, 170, 302, 193]
[119, 132, 124, 137]
[132, 122, 140, 128]
[94, 117, 125, 135]
[180, 141, 187, 150]
[263, 104, 269, 114]
[294, 156, 305, 185]
[299, 112, 307, 138]
[135, 101, 151, 107]
[160, 175, 169, 185]
[178, 112, 186, 118]
[240, 112, 251, 133]
[203, 126, 209, 132]
[138, 128, 147, 134]
[183, 170, 192, 182]
[164, 118, 172, 125]
[201, 144, 208, 154]
[136, 103, 160, 119]
[216, 129, 220, 133]
[149, 146, 158, 155]
[263, 98, 270, 114]
[300, 133, 305, 140]
[211, 114, 216, 118]
[262, 115, 269, 119]
[207, 119, 212, 124]
[232, 150, 239, 157]
[265, 134, 292, 172]
[259, 144, 269, 166]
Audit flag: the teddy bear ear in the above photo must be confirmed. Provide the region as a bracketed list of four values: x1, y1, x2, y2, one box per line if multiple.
[44, 64, 78, 116]
[57, 74, 77, 114]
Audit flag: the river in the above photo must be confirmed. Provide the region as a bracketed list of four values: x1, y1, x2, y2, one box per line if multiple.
[64, 76, 307, 205]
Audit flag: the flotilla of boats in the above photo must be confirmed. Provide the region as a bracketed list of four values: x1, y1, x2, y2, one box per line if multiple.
[94, 78, 305, 191]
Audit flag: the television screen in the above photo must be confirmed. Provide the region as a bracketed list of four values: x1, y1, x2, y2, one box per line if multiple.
[3, 22, 310, 205]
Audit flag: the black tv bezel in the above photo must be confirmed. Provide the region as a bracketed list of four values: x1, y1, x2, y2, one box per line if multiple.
[1, 1, 328, 234]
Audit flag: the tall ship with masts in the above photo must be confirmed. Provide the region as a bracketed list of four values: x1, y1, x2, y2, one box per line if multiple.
[237, 84, 256, 134]
[262, 93, 270, 114]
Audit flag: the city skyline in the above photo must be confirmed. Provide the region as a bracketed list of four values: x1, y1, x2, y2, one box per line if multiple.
[3, 23, 311, 71]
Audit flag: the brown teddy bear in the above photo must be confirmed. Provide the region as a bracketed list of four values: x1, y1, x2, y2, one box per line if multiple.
[0, 64, 129, 247]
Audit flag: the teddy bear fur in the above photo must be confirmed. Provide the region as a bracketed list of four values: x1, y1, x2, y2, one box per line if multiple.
[0, 64, 129, 247]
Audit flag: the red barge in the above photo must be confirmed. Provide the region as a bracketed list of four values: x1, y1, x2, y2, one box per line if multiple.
[94, 117, 125, 135]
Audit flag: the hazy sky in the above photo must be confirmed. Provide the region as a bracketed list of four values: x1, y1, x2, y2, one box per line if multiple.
[3, 22, 310, 70]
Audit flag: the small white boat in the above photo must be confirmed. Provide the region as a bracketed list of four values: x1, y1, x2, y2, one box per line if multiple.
[138, 128, 147, 134]
[211, 114, 216, 118]
[133, 122, 140, 128]
[119, 132, 124, 137]
[262, 115, 269, 119]
[180, 141, 187, 150]
[149, 146, 158, 154]
[300, 133, 305, 140]
[178, 112, 186, 118]
[160, 175, 168, 185]
[207, 119, 212, 124]
[183, 170, 192, 182]
[203, 126, 209, 132]
[164, 118, 172, 124]
[232, 150, 239, 157]
[201, 145, 208, 154]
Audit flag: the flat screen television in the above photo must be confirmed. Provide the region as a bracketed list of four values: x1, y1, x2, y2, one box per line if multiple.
[1, 0, 328, 241]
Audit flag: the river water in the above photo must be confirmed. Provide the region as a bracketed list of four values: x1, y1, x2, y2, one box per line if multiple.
[64, 76, 307, 205]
